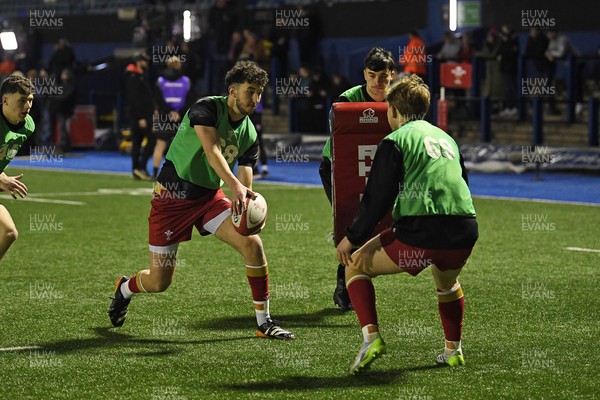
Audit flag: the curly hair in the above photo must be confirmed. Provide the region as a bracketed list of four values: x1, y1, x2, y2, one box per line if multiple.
[0, 74, 35, 96]
[225, 60, 269, 88]
[385, 74, 430, 119]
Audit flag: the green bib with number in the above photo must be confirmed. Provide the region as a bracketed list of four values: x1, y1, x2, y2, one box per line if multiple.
[166, 96, 257, 189]
[385, 120, 475, 219]
[0, 114, 35, 173]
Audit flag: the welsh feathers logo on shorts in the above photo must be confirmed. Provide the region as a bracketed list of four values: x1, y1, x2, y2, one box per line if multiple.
[359, 108, 378, 124]
[164, 230, 173, 241]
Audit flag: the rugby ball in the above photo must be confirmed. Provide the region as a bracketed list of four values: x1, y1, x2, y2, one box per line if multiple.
[231, 193, 268, 236]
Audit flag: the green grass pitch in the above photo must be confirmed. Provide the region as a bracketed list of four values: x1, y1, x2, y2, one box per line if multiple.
[0, 168, 597, 399]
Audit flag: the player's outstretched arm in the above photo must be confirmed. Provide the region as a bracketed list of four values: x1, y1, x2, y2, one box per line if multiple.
[195, 125, 248, 214]
[0, 173, 28, 199]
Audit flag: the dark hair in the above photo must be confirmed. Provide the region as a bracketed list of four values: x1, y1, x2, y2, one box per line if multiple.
[0, 74, 34, 96]
[364, 47, 395, 72]
[409, 30, 421, 38]
[385, 74, 430, 119]
[225, 60, 269, 88]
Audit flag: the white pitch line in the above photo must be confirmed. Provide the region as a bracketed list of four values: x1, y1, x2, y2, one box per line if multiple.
[0, 345, 42, 352]
[0, 195, 84, 205]
[564, 247, 600, 253]
[473, 194, 600, 207]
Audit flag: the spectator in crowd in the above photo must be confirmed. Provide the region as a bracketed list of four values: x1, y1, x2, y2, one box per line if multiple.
[125, 52, 156, 181]
[36, 68, 53, 145]
[545, 30, 583, 115]
[437, 32, 466, 114]
[26, 69, 41, 135]
[436, 31, 462, 62]
[228, 31, 245, 67]
[250, 97, 268, 178]
[240, 30, 268, 68]
[459, 32, 475, 62]
[307, 67, 330, 133]
[152, 56, 194, 179]
[132, 17, 151, 48]
[497, 25, 520, 117]
[400, 30, 427, 79]
[0, 56, 16, 76]
[179, 40, 203, 91]
[328, 72, 352, 99]
[525, 28, 557, 114]
[55, 69, 76, 153]
[295, 5, 322, 67]
[269, 18, 291, 78]
[48, 39, 75, 78]
[475, 28, 504, 112]
[295, 65, 313, 132]
[208, 0, 238, 55]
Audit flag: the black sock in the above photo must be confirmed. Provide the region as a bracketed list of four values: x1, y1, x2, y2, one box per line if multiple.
[153, 167, 158, 177]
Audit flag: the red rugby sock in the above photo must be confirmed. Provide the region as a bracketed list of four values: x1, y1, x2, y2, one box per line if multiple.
[347, 276, 378, 327]
[437, 283, 464, 341]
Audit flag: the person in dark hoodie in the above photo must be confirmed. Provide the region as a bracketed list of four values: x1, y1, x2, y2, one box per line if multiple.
[56, 68, 76, 153]
[497, 25, 520, 117]
[152, 55, 194, 179]
[125, 52, 156, 180]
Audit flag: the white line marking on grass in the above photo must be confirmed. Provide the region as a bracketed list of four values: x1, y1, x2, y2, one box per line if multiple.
[254, 180, 321, 189]
[6, 165, 132, 177]
[0, 196, 84, 205]
[0, 345, 42, 352]
[564, 247, 600, 253]
[473, 195, 600, 207]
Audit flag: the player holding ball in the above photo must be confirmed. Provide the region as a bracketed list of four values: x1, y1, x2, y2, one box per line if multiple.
[108, 61, 295, 340]
[336, 75, 478, 374]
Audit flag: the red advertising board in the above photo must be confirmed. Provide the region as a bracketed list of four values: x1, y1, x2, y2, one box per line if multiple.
[440, 62, 472, 89]
[332, 102, 394, 244]
[70, 105, 96, 147]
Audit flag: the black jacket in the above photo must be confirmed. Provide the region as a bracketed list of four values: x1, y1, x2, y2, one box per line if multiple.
[124, 64, 156, 120]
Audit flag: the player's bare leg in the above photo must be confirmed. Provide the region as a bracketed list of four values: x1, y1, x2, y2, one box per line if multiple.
[345, 235, 399, 374]
[108, 244, 178, 327]
[152, 139, 167, 179]
[215, 217, 295, 339]
[0, 205, 18, 262]
[432, 265, 465, 366]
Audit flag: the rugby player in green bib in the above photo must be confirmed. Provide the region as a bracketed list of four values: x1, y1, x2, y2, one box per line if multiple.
[319, 48, 395, 311]
[336, 75, 478, 374]
[0, 75, 35, 261]
[108, 61, 295, 340]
